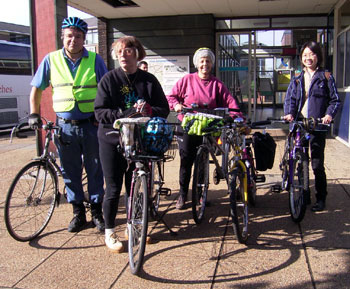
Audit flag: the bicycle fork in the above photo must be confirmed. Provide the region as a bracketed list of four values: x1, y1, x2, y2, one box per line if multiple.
[127, 163, 147, 221]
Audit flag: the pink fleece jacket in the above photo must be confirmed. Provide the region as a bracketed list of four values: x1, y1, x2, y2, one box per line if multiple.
[166, 72, 243, 120]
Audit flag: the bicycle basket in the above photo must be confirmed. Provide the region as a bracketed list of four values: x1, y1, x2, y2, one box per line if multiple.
[164, 139, 178, 161]
[141, 117, 174, 156]
[181, 112, 223, 136]
[113, 117, 150, 158]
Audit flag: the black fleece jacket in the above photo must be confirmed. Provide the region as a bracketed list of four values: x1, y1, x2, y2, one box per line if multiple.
[94, 67, 170, 145]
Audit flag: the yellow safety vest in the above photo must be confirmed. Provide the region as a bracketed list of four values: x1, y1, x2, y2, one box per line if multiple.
[49, 50, 97, 113]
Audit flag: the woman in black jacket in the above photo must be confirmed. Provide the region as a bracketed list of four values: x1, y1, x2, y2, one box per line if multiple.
[94, 36, 169, 252]
[284, 41, 341, 212]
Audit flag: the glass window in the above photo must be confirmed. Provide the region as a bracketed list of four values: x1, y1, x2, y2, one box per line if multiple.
[271, 17, 327, 28]
[346, 30, 350, 87]
[336, 32, 345, 87]
[256, 30, 291, 46]
[216, 18, 270, 30]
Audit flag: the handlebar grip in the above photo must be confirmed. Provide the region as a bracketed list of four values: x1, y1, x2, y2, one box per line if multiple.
[227, 108, 241, 112]
[251, 120, 271, 128]
[201, 126, 217, 133]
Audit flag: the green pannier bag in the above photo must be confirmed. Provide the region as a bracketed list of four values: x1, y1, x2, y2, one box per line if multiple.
[181, 112, 223, 136]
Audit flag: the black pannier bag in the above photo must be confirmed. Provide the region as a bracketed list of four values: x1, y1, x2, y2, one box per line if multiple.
[252, 131, 276, 171]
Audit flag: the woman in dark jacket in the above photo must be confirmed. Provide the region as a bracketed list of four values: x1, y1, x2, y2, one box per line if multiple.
[284, 40, 341, 212]
[94, 36, 169, 253]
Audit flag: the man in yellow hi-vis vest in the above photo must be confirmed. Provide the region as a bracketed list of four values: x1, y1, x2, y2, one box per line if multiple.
[29, 17, 107, 233]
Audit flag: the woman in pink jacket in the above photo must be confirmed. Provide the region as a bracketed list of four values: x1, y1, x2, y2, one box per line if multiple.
[167, 47, 243, 210]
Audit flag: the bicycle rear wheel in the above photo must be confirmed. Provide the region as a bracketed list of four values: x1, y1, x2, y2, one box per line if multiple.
[128, 174, 148, 275]
[230, 164, 248, 244]
[192, 146, 209, 224]
[289, 151, 308, 222]
[4, 160, 58, 242]
[149, 160, 162, 220]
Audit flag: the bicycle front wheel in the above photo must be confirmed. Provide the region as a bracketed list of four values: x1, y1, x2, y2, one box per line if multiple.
[192, 146, 209, 224]
[289, 151, 308, 222]
[128, 174, 148, 275]
[4, 160, 58, 242]
[230, 164, 248, 244]
[280, 139, 290, 191]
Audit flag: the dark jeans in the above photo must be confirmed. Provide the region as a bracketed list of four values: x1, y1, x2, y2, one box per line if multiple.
[54, 120, 104, 204]
[98, 138, 134, 229]
[176, 126, 203, 197]
[307, 131, 327, 202]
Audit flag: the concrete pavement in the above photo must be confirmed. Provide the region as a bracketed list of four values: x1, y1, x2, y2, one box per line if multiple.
[0, 128, 350, 289]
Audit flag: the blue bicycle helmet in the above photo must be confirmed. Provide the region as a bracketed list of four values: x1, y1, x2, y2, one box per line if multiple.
[62, 17, 88, 34]
[142, 117, 173, 155]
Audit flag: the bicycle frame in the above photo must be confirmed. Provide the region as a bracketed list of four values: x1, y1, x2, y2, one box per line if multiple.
[203, 133, 227, 181]
[285, 123, 309, 189]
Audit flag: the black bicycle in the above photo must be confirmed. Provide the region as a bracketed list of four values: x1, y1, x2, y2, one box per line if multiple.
[4, 119, 63, 242]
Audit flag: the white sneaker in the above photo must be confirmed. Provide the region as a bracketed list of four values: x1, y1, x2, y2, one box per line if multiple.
[105, 232, 124, 253]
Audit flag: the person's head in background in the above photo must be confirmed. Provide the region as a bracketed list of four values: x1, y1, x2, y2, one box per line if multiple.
[138, 61, 148, 71]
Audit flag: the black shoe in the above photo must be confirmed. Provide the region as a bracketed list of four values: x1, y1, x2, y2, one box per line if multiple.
[311, 200, 325, 212]
[67, 214, 87, 232]
[92, 214, 105, 232]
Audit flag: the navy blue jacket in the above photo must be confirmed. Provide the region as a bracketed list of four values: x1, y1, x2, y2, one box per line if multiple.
[284, 69, 341, 120]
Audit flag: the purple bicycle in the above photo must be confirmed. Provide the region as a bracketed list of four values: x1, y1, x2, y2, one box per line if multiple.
[272, 117, 328, 222]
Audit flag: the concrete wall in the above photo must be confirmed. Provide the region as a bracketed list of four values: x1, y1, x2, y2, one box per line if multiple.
[104, 14, 215, 72]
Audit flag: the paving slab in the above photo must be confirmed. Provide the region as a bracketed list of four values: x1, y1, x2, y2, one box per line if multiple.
[1, 129, 350, 289]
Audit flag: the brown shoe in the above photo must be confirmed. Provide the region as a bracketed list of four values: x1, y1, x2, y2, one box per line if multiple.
[176, 195, 186, 210]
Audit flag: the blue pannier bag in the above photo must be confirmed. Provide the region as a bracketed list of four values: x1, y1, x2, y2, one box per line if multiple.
[142, 117, 173, 155]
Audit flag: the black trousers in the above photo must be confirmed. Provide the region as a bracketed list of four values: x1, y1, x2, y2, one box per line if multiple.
[98, 139, 134, 229]
[307, 131, 327, 202]
[176, 126, 203, 197]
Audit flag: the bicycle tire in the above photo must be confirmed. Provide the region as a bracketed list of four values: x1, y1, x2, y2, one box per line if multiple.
[245, 148, 257, 207]
[230, 164, 249, 243]
[149, 161, 162, 220]
[192, 146, 209, 224]
[128, 174, 148, 275]
[224, 142, 234, 183]
[289, 151, 308, 223]
[4, 160, 58, 242]
[280, 139, 290, 191]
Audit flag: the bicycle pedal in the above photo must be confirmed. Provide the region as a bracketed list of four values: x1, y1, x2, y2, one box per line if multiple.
[160, 187, 171, 196]
[255, 174, 266, 183]
[271, 185, 282, 193]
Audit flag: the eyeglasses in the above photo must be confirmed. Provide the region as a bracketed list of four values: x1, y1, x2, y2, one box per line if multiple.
[302, 53, 316, 58]
[116, 48, 135, 56]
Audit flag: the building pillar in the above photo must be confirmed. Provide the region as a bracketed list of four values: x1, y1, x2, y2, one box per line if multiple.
[98, 17, 108, 68]
[30, 0, 67, 153]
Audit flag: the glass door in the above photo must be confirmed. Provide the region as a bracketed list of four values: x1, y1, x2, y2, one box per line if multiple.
[216, 31, 257, 120]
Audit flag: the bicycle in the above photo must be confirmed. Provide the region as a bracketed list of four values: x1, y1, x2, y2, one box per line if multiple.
[181, 106, 238, 224]
[113, 116, 175, 275]
[199, 116, 270, 243]
[4, 118, 63, 242]
[270, 117, 328, 223]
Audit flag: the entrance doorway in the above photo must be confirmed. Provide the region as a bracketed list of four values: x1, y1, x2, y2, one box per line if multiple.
[216, 30, 294, 120]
